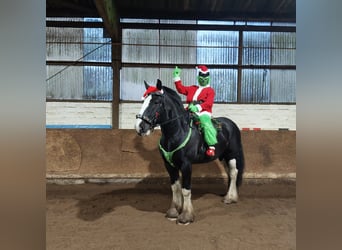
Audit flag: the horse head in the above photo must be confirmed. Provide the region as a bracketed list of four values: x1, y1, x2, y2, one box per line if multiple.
[135, 79, 165, 136]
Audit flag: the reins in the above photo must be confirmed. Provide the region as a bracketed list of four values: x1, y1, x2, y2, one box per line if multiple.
[158, 111, 188, 126]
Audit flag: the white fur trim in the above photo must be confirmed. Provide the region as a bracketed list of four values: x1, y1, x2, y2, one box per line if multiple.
[192, 87, 203, 101]
[197, 111, 212, 116]
[197, 65, 210, 74]
[196, 104, 202, 112]
[173, 76, 181, 82]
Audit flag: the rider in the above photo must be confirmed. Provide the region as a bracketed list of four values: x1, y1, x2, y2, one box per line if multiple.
[172, 65, 217, 157]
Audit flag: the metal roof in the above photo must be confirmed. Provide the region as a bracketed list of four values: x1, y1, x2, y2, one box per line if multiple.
[47, 0, 296, 22]
[46, 0, 296, 41]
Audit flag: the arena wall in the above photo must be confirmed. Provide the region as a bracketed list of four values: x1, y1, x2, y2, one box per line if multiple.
[46, 101, 295, 182]
[46, 129, 296, 182]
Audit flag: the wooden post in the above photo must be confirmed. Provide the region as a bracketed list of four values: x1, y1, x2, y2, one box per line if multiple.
[112, 41, 121, 129]
[94, 0, 121, 128]
[237, 30, 243, 103]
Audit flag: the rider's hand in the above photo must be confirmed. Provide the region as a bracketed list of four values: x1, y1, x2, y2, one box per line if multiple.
[188, 103, 199, 113]
[173, 66, 181, 78]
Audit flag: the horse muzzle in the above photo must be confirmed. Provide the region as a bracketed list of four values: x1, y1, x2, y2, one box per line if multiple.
[135, 115, 154, 136]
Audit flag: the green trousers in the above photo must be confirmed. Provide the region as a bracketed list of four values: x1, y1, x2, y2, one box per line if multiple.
[198, 114, 218, 146]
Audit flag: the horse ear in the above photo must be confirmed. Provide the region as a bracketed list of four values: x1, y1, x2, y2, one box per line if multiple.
[156, 79, 162, 90]
[144, 81, 150, 90]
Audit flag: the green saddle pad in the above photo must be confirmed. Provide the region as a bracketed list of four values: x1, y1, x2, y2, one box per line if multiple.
[191, 115, 222, 131]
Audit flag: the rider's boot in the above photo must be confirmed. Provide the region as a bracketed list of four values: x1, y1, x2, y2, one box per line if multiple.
[206, 146, 216, 157]
[198, 114, 217, 157]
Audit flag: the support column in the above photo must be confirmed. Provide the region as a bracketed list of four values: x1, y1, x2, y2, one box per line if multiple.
[94, 0, 121, 128]
[112, 41, 121, 129]
[237, 30, 243, 103]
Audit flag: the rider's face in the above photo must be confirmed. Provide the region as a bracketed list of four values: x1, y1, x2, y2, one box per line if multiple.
[198, 76, 210, 86]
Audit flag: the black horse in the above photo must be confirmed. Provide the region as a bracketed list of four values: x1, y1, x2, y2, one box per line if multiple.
[135, 79, 244, 225]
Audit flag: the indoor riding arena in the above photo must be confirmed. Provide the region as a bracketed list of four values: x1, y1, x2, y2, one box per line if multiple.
[46, 0, 296, 249]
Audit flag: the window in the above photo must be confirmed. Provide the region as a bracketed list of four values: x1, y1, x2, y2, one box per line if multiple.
[46, 18, 113, 101]
[120, 20, 296, 103]
[47, 19, 296, 104]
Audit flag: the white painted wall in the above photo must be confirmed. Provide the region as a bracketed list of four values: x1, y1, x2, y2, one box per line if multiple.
[213, 104, 296, 130]
[120, 103, 296, 130]
[46, 102, 112, 127]
[46, 102, 296, 130]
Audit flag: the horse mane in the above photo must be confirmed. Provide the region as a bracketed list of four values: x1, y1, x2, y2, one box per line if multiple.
[162, 86, 184, 109]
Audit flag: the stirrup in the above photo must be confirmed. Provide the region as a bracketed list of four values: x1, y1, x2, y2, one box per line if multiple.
[206, 146, 215, 156]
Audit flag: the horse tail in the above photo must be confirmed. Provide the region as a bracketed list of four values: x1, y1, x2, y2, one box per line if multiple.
[236, 145, 245, 187]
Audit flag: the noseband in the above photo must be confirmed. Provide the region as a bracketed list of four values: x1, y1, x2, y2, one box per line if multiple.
[136, 114, 156, 126]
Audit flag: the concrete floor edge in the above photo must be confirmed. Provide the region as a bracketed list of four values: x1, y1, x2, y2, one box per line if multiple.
[46, 172, 296, 185]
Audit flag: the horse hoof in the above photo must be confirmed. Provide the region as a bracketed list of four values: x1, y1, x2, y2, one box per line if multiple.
[177, 213, 194, 225]
[166, 217, 177, 221]
[166, 208, 179, 220]
[222, 197, 238, 204]
[176, 220, 191, 226]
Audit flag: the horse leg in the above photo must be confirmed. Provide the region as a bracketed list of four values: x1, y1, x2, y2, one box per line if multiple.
[177, 188, 194, 225]
[177, 163, 194, 225]
[164, 164, 183, 220]
[166, 179, 183, 220]
[223, 158, 239, 204]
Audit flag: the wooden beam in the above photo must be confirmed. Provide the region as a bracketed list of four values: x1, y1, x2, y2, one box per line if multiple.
[121, 23, 296, 32]
[94, 0, 120, 41]
[94, 1, 121, 129]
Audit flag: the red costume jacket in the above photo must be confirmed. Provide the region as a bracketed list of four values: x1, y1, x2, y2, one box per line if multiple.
[174, 80, 215, 115]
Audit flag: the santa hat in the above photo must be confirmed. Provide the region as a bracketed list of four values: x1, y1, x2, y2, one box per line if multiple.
[142, 86, 163, 99]
[196, 65, 210, 77]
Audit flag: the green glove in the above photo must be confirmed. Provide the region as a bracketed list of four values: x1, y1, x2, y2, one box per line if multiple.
[173, 66, 181, 78]
[188, 103, 199, 113]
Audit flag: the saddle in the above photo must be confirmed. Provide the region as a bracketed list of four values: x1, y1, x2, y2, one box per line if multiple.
[211, 118, 222, 131]
[188, 101, 221, 131]
[189, 113, 221, 157]
[190, 113, 222, 132]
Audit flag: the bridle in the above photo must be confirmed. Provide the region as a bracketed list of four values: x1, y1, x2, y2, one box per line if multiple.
[136, 113, 157, 126]
[136, 92, 188, 129]
[136, 91, 193, 167]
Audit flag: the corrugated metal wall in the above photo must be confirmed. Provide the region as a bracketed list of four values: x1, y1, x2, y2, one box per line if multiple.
[46, 27, 84, 61]
[210, 69, 238, 102]
[197, 30, 239, 65]
[271, 32, 296, 65]
[120, 22, 295, 103]
[47, 19, 295, 104]
[46, 18, 112, 101]
[241, 69, 270, 103]
[46, 65, 84, 99]
[243, 31, 271, 65]
[122, 29, 159, 63]
[242, 31, 296, 66]
[83, 28, 111, 62]
[122, 28, 242, 101]
[270, 70, 296, 102]
[46, 19, 296, 128]
[160, 30, 197, 64]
